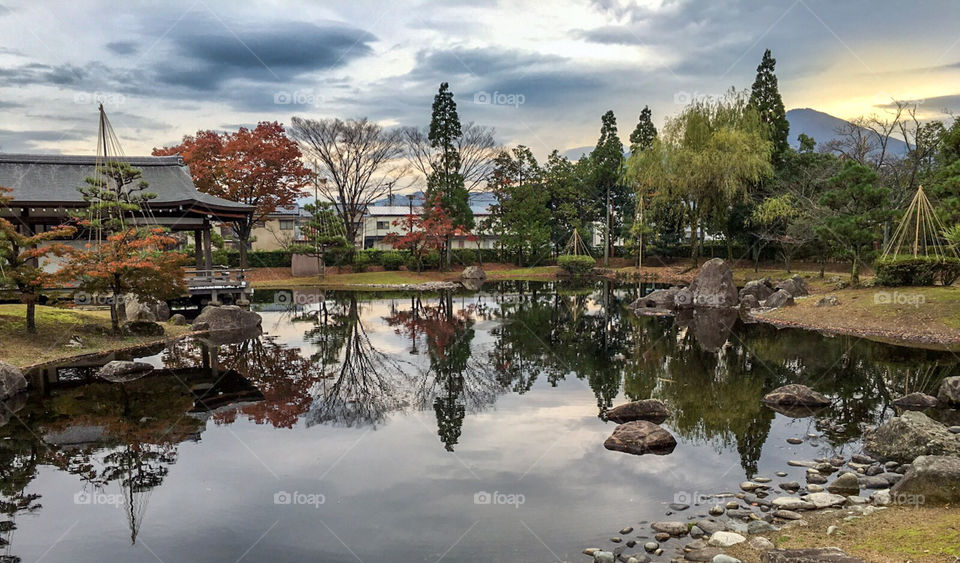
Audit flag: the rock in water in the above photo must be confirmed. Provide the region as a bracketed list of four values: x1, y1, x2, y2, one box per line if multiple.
[603, 399, 671, 424]
[675, 287, 694, 309]
[604, 421, 677, 455]
[97, 361, 154, 383]
[650, 521, 687, 536]
[937, 376, 960, 406]
[739, 279, 774, 302]
[631, 287, 681, 311]
[762, 547, 865, 562]
[739, 294, 760, 310]
[890, 455, 960, 504]
[460, 266, 486, 280]
[826, 473, 860, 496]
[763, 289, 795, 309]
[891, 392, 938, 410]
[804, 492, 846, 508]
[688, 258, 738, 308]
[192, 305, 262, 332]
[0, 362, 27, 400]
[762, 384, 830, 407]
[863, 410, 960, 463]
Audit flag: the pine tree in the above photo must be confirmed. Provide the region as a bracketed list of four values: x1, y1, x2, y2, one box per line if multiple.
[749, 49, 790, 166]
[426, 83, 472, 231]
[590, 110, 627, 263]
[629, 106, 657, 153]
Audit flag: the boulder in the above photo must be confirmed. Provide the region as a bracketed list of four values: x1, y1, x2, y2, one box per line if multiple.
[688, 258, 738, 308]
[675, 287, 694, 309]
[774, 277, 808, 298]
[739, 279, 774, 302]
[815, 296, 839, 307]
[603, 399, 671, 424]
[762, 384, 830, 408]
[686, 307, 738, 353]
[762, 548, 864, 562]
[826, 472, 860, 496]
[863, 410, 960, 463]
[707, 531, 745, 548]
[168, 313, 188, 326]
[192, 305, 262, 332]
[603, 420, 677, 455]
[0, 392, 28, 429]
[791, 275, 809, 295]
[890, 455, 960, 504]
[937, 376, 960, 406]
[803, 492, 846, 508]
[650, 521, 688, 536]
[0, 362, 27, 400]
[124, 296, 170, 322]
[121, 320, 165, 337]
[891, 392, 938, 410]
[460, 266, 486, 280]
[763, 289, 795, 309]
[97, 360, 154, 383]
[739, 294, 760, 311]
[632, 287, 681, 310]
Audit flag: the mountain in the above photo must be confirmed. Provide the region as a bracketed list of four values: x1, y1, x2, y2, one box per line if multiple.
[785, 108, 907, 156]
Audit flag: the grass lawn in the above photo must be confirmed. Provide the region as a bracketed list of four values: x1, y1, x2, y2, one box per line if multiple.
[249, 265, 561, 289]
[0, 304, 193, 368]
[725, 505, 960, 562]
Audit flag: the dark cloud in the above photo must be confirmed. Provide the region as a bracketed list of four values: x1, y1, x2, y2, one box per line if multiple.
[106, 41, 139, 55]
[0, 63, 86, 86]
[153, 19, 377, 91]
[0, 128, 87, 153]
[411, 48, 566, 79]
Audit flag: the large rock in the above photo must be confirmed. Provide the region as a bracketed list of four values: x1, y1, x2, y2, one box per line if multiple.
[603, 420, 677, 455]
[650, 521, 688, 536]
[124, 296, 170, 322]
[803, 492, 846, 508]
[632, 287, 681, 310]
[0, 362, 27, 400]
[97, 360, 154, 383]
[775, 276, 809, 297]
[826, 472, 860, 496]
[739, 279, 774, 302]
[121, 320, 165, 337]
[762, 548, 864, 562]
[763, 289, 795, 309]
[863, 410, 960, 463]
[460, 266, 486, 280]
[763, 384, 830, 408]
[683, 307, 738, 353]
[739, 294, 760, 311]
[674, 287, 694, 309]
[892, 392, 938, 410]
[603, 399, 671, 424]
[688, 258, 738, 308]
[192, 305, 262, 333]
[890, 455, 960, 505]
[937, 376, 960, 406]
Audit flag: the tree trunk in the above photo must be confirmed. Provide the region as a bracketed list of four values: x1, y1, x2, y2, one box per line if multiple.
[110, 302, 120, 334]
[238, 235, 249, 269]
[25, 298, 36, 334]
[851, 257, 860, 286]
[689, 211, 700, 268]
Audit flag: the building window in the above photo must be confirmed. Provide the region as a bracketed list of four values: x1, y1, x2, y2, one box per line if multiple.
[254, 221, 266, 229]
[376, 221, 390, 230]
[279, 219, 294, 231]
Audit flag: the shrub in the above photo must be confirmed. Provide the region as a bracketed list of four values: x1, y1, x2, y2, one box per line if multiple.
[352, 252, 372, 273]
[381, 251, 406, 271]
[452, 248, 479, 266]
[557, 254, 596, 275]
[874, 255, 953, 286]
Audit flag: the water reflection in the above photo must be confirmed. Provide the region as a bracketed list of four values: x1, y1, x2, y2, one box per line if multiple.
[0, 281, 957, 561]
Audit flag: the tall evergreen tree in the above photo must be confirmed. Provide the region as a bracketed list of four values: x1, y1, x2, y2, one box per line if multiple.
[426, 82, 472, 231]
[749, 49, 790, 166]
[629, 106, 658, 153]
[590, 110, 627, 262]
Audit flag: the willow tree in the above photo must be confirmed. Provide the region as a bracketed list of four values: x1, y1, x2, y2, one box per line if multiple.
[627, 91, 773, 266]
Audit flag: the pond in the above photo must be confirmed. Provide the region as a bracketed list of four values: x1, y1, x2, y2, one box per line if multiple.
[2, 281, 957, 562]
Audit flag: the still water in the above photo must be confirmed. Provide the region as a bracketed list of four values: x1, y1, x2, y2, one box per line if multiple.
[2, 282, 956, 562]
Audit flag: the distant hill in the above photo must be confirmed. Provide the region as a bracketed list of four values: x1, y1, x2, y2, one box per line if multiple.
[786, 108, 907, 156]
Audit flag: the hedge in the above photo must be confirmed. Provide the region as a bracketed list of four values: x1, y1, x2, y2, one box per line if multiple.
[557, 254, 596, 275]
[874, 255, 960, 286]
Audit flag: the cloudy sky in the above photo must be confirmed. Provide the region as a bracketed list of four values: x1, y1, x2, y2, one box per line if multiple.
[0, 0, 958, 160]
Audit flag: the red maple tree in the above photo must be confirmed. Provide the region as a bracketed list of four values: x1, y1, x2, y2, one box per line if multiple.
[384, 198, 473, 272]
[153, 122, 312, 267]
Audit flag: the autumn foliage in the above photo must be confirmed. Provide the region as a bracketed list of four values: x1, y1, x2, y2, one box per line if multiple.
[384, 199, 473, 271]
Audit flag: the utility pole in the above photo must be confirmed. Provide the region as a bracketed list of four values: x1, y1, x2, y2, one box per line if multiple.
[312, 160, 325, 278]
[637, 193, 644, 271]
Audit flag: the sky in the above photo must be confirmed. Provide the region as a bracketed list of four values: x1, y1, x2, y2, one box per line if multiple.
[0, 0, 958, 160]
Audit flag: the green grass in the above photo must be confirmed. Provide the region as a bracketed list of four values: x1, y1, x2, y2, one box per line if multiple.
[0, 304, 192, 368]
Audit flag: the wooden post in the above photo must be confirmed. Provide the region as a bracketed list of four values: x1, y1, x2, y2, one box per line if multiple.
[202, 219, 213, 271]
[194, 229, 203, 268]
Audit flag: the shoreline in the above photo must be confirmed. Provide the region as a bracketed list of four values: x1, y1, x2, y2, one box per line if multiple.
[18, 329, 208, 371]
